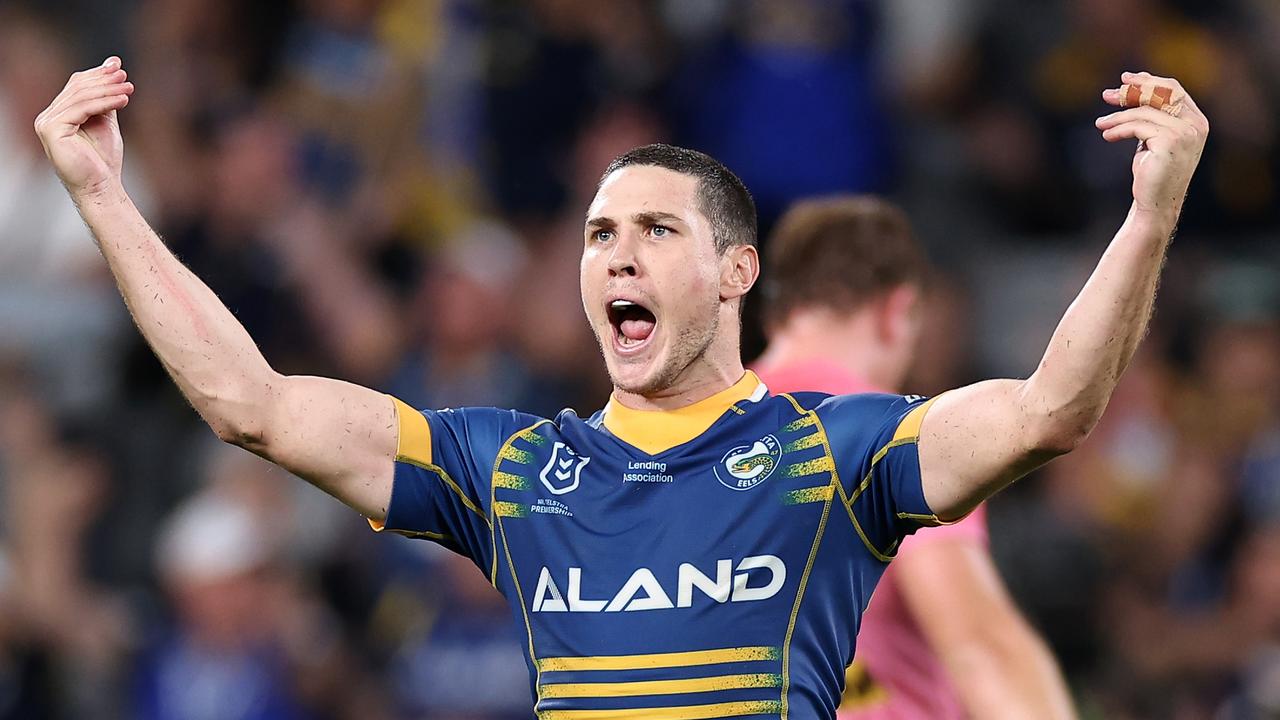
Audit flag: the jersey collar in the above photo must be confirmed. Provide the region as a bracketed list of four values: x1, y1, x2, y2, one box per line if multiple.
[601, 371, 768, 455]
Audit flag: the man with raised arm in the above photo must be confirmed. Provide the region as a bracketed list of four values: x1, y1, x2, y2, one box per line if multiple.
[36, 57, 1206, 719]
[756, 196, 1076, 719]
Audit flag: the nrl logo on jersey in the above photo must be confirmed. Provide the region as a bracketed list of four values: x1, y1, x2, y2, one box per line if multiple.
[540, 442, 590, 495]
[714, 434, 782, 491]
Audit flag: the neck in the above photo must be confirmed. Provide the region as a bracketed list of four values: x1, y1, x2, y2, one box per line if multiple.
[757, 308, 900, 392]
[612, 331, 746, 411]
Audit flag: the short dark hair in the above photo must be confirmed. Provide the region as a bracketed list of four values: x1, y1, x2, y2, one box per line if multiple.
[763, 195, 927, 328]
[600, 144, 757, 253]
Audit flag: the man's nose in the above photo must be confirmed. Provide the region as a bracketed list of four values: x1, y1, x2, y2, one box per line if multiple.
[607, 233, 640, 277]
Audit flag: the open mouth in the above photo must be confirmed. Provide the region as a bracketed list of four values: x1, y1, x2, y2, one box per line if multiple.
[607, 298, 657, 351]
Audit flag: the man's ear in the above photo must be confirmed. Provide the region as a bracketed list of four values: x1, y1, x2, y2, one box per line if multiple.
[721, 244, 760, 301]
[876, 283, 922, 342]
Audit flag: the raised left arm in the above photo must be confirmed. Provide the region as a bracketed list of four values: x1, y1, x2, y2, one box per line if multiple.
[917, 72, 1209, 519]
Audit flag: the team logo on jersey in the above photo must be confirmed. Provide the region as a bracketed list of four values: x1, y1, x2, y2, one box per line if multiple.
[714, 434, 782, 491]
[540, 442, 591, 495]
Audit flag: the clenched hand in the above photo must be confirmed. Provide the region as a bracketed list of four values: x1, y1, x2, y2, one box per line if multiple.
[33, 56, 135, 201]
[1096, 71, 1209, 221]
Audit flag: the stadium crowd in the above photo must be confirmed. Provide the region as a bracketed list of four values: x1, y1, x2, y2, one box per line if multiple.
[1, 0, 1278, 718]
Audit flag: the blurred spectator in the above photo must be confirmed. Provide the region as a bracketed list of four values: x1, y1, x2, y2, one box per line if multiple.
[0, 387, 133, 718]
[484, 0, 669, 223]
[382, 551, 530, 720]
[384, 219, 566, 414]
[672, 0, 894, 228]
[137, 491, 314, 720]
[0, 9, 104, 285]
[137, 450, 382, 720]
[947, 0, 1280, 236]
[0, 8, 135, 417]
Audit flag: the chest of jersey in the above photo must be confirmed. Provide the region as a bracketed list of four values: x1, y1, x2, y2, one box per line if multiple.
[490, 399, 863, 674]
[504, 439, 816, 615]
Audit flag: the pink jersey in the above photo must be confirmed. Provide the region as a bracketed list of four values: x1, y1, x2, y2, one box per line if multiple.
[755, 358, 988, 719]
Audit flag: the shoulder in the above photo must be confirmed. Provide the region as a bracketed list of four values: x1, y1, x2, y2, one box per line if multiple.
[769, 391, 933, 455]
[765, 389, 832, 413]
[429, 405, 611, 446]
[773, 390, 927, 424]
[392, 403, 552, 463]
[422, 405, 549, 436]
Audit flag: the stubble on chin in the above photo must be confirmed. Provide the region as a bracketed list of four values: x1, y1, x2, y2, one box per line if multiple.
[606, 311, 720, 398]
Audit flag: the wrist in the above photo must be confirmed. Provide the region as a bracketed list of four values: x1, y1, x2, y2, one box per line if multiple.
[70, 176, 128, 210]
[1126, 203, 1179, 241]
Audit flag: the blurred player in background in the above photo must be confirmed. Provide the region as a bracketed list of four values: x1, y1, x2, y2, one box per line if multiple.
[756, 196, 1076, 719]
[34, 55, 1207, 719]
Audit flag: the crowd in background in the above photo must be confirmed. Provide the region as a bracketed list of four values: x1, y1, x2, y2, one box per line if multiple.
[1, 1, 1279, 718]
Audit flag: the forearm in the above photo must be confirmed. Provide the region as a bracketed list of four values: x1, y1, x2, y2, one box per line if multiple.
[74, 181, 277, 441]
[1021, 204, 1174, 446]
[899, 540, 1077, 719]
[946, 625, 1076, 720]
[920, 206, 1181, 516]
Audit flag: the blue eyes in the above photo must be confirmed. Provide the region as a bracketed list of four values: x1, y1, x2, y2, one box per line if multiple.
[592, 226, 672, 242]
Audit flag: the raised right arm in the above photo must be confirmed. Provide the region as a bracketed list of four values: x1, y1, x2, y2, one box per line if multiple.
[35, 57, 396, 520]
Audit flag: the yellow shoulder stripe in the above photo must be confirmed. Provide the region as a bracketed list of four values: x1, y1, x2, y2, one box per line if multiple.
[390, 395, 432, 465]
[891, 396, 938, 443]
[384, 396, 488, 527]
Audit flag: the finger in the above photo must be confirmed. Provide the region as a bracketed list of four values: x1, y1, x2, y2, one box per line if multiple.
[46, 83, 128, 124]
[68, 58, 117, 82]
[55, 69, 128, 113]
[53, 82, 134, 114]
[1103, 82, 1199, 130]
[1129, 83, 1180, 116]
[1099, 120, 1165, 144]
[66, 59, 126, 93]
[74, 68, 127, 91]
[1101, 85, 1181, 117]
[59, 94, 130, 128]
[1122, 70, 1202, 115]
[1101, 82, 1175, 111]
[1096, 106, 1182, 130]
[1122, 71, 1179, 90]
[1120, 81, 1179, 113]
[48, 71, 129, 117]
[55, 85, 134, 124]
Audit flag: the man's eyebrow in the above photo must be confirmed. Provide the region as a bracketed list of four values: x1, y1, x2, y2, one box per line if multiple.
[585, 216, 616, 229]
[632, 211, 684, 225]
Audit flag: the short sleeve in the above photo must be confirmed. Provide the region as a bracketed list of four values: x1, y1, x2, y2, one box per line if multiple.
[371, 397, 543, 573]
[813, 393, 942, 561]
[903, 503, 989, 550]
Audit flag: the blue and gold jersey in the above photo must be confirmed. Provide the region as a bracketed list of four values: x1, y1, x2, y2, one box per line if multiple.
[373, 372, 943, 720]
